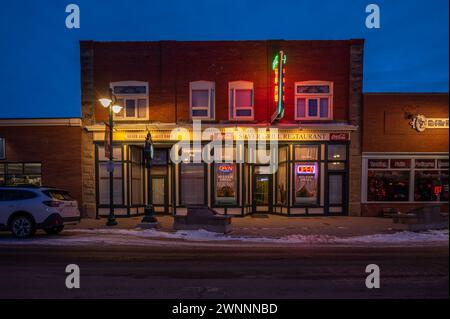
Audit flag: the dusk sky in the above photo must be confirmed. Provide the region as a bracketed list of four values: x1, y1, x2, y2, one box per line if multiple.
[0, 0, 448, 118]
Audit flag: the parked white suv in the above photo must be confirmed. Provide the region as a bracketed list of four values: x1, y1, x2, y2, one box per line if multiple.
[0, 186, 80, 238]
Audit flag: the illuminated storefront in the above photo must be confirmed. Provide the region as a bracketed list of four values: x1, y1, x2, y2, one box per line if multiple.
[361, 93, 449, 216]
[87, 125, 353, 217]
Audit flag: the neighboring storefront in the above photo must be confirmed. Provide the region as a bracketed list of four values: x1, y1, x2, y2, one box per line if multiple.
[0, 118, 83, 207]
[80, 39, 364, 218]
[361, 93, 449, 216]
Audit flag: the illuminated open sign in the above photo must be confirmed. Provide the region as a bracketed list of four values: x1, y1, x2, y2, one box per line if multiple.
[217, 164, 234, 173]
[296, 165, 316, 175]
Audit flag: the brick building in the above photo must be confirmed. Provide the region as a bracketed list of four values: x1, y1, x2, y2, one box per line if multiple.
[361, 93, 449, 216]
[80, 40, 364, 218]
[1, 41, 447, 220]
[0, 118, 83, 205]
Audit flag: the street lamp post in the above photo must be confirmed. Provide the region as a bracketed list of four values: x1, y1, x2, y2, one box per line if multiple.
[99, 89, 123, 226]
[141, 132, 158, 224]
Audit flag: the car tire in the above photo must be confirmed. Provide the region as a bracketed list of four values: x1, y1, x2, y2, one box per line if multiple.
[10, 215, 36, 238]
[44, 225, 64, 235]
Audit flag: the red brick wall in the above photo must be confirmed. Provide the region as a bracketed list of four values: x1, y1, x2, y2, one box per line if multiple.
[0, 126, 83, 206]
[361, 93, 449, 216]
[88, 40, 356, 124]
[363, 93, 449, 152]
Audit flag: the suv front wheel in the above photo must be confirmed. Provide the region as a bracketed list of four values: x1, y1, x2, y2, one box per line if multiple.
[10, 215, 36, 238]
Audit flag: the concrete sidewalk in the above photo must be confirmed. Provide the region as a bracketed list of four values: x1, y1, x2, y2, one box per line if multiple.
[67, 215, 412, 238]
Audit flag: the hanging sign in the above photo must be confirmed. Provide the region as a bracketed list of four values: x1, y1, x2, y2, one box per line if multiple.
[271, 50, 287, 122]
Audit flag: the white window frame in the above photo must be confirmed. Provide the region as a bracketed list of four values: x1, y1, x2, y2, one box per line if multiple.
[189, 81, 215, 120]
[361, 152, 449, 203]
[110, 81, 149, 121]
[229, 81, 254, 121]
[295, 81, 333, 120]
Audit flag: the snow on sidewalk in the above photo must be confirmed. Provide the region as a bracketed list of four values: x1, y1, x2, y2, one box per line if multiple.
[0, 228, 448, 247]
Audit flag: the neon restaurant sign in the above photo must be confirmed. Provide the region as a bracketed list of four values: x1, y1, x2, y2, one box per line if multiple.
[271, 50, 287, 122]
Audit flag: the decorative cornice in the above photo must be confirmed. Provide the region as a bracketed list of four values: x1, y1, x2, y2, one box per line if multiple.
[84, 122, 358, 132]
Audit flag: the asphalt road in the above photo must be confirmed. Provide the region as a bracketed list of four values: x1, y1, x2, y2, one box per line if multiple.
[0, 244, 448, 299]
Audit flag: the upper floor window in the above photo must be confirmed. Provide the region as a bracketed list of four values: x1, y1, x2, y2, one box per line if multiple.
[295, 81, 333, 120]
[110, 81, 149, 120]
[229, 81, 254, 121]
[190, 81, 215, 120]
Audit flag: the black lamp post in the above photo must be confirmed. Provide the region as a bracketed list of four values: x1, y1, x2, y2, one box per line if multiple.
[142, 132, 158, 223]
[99, 89, 123, 226]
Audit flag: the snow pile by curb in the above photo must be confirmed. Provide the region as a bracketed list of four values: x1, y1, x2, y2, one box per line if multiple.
[0, 228, 447, 247]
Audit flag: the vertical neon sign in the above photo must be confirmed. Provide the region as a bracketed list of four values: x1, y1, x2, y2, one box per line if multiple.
[272, 50, 286, 120]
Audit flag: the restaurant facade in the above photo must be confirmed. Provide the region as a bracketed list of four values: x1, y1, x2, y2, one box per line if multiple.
[2, 40, 447, 220]
[80, 40, 364, 218]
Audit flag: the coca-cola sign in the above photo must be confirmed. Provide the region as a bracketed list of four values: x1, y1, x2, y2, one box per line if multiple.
[329, 133, 349, 141]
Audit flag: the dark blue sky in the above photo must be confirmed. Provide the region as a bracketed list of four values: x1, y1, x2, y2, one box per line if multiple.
[0, 0, 448, 118]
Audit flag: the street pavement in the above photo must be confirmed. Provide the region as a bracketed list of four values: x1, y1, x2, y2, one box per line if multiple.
[0, 244, 447, 299]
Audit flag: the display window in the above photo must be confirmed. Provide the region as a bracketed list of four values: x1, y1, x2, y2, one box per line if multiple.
[367, 170, 410, 201]
[364, 156, 449, 203]
[214, 163, 237, 205]
[294, 162, 319, 205]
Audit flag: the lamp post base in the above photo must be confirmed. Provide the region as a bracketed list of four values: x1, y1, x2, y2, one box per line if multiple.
[141, 205, 158, 224]
[106, 217, 118, 226]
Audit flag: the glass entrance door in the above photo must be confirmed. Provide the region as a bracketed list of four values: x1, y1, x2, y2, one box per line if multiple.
[253, 173, 272, 213]
[327, 172, 346, 214]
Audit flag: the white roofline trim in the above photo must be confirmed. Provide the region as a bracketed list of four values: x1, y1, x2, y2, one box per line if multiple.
[0, 118, 82, 127]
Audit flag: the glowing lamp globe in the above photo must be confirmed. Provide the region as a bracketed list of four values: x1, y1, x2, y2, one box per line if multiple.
[99, 98, 112, 108]
[112, 104, 123, 114]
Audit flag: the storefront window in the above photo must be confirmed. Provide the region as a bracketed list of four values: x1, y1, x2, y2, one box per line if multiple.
[0, 164, 4, 184]
[98, 162, 123, 205]
[277, 163, 287, 205]
[152, 149, 168, 165]
[328, 144, 346, 161]
[367, 170, 410, 201]
[2, 163, 42, 186]
[130, 147, 144, 205]
[365, 157, 449, 203]
[98, 146, 123, 205]
[180, 163, 205, 205]
[294, 162, 318, 204]
[214, 163, 237, 205]
[295, 146, 318, 161]
[414, 170, 449, 202]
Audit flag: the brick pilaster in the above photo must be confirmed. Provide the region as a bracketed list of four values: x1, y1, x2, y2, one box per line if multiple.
[80, 41, 96, 218]
[348, 39, 364, 216]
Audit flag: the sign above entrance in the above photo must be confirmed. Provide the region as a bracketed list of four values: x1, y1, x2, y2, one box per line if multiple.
[409, 114, 449, 132]
[93, 129, 350, 142]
